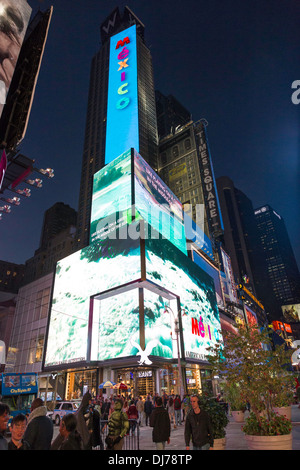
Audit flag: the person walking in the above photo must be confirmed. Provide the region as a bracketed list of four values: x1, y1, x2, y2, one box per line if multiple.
[136, 396, 145, 427]
[0, 403, 10, 450]
[8, 414, 30, 450]
[56, 414, 83, 450]
[167, 396, 176, 428]
[127, 400, 138, 434]
[150, 396, 171, 450]
[105, 398, 129, 450]
[184, 395, 213, 450]
[174, 395, 182, 426]
[144, 396, 153, 426]
[22, 398, 53, 450]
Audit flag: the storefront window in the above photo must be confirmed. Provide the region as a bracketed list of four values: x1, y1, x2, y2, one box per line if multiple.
[66, 369, 97, 400]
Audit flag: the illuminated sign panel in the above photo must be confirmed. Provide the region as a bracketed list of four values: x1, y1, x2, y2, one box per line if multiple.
[44, 237, 141, 367]
[105, 25, 139, 164]
[145, 238, 222, 361]
[0, 0, 32, 118]
[90, 149, 187, 255]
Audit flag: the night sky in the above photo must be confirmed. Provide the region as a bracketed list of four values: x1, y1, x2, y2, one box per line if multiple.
[1, 0, 299, 269]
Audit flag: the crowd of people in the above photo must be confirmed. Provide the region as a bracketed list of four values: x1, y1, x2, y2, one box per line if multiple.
[0, 391, 215, 451]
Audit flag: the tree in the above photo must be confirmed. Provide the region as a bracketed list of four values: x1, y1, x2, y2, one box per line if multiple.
[207, 324, 294, 422]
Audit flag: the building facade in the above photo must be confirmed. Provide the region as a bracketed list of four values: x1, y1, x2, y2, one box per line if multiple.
[76, 7, 158, 250]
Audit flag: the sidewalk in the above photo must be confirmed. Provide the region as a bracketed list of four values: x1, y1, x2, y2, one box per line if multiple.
[138, 404, 300, 450]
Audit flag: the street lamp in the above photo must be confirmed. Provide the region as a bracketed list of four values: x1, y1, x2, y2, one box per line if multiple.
[163, 305, 185, 397]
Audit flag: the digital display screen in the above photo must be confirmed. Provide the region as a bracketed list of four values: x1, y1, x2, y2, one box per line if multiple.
[44, 237, 141, 368]
[90, 149, 187, 254]
[105, 25, 139, 164]
[90, 149, 132, 243]
[134, 150, 187, 255]
[145, 238, 222, 361]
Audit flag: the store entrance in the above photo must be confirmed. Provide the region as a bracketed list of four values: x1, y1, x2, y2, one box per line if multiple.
[115, 368, 155, 398]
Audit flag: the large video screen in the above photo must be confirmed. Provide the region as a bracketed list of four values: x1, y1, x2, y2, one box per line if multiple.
[105, 25, 139, 164]
[145, 238, 222, 361]
[134, 150, 187, 255]
[44, 236, 141, 368]
[0, 0, 31, 118]
[90, 149, 132, 243]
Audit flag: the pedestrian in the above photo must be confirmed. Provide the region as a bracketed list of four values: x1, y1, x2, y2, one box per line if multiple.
[144, 396, 154, 426]
[184, 395, 214, 450]
[167, 396, 176, 428]
[127, 400, 138, 434]
[0, 402, 10, 450]
[136, 396, 145, 426]
[8, 413, 30, 450]
[174, 395, 182, 426]
[87, 402, 104, 449]
[22, 398, 53, 450]
[56, 414, 83, 450]
[150, 396, 171, 450]
[75, 391, 93, 449]
[105, 398, 129, 450]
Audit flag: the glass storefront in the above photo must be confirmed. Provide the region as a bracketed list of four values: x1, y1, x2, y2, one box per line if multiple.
[65, 369, 97, 400]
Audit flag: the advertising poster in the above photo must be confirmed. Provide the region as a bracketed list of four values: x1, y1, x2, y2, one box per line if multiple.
[281, 303, 300, 323]
[0, 0, 31, 117]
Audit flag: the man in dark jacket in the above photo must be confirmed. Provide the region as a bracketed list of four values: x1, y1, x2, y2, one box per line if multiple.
[150, 396, 171, 450]
[184, 395, 213, 450]
[144, 396, 154, 426]
[23, 398, 53, 450]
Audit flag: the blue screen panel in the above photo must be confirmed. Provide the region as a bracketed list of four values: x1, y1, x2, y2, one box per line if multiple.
[105, 25, 139, 164]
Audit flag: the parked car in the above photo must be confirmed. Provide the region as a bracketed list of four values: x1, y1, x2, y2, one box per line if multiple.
[50, 401, 79, 425]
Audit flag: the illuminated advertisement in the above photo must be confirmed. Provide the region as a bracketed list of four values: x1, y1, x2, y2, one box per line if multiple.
[220, 248, 238, 303]
[44, 222, 222, 368]
[1, 373, 38, 396]
[133, 150, 186, 254]
[281, 303, 300, 323]
[194, 123, 224, 238]
[44, 236, 141, 368]
[105, 25, 139, 164]
[192, 249, 224, 310]
[0, 0, 32, 118]
[90, 149, 187, 255]
[145, 238, 222, 361]
[90, 149, 132, 243]
[244, 304, 258, 327]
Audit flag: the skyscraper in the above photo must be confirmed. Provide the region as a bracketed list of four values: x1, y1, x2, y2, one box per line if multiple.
[254, 205, 300, 308]
[76, 7, 158, 249]
[216, 176, 280, 320]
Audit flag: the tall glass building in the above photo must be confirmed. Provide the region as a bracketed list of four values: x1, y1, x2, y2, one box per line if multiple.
[254, 205, 300, 308]
[76, 7, 158, 249]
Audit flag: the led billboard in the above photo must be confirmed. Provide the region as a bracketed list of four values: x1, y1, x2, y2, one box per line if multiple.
[145, 238, 222, 361]
[44, 236, 141, 368]
[105, 25, 139, 164]
[0, 0, 31, 118]
[281, 304, 300, 323]
[90, 149, 187, 255]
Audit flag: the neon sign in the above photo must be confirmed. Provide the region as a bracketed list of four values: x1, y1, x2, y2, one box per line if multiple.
[105, 25, 139, 164]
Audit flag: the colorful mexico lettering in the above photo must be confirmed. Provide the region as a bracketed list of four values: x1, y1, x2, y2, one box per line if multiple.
[105, 25, 139, 164]
[191, 315, 220, 342]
